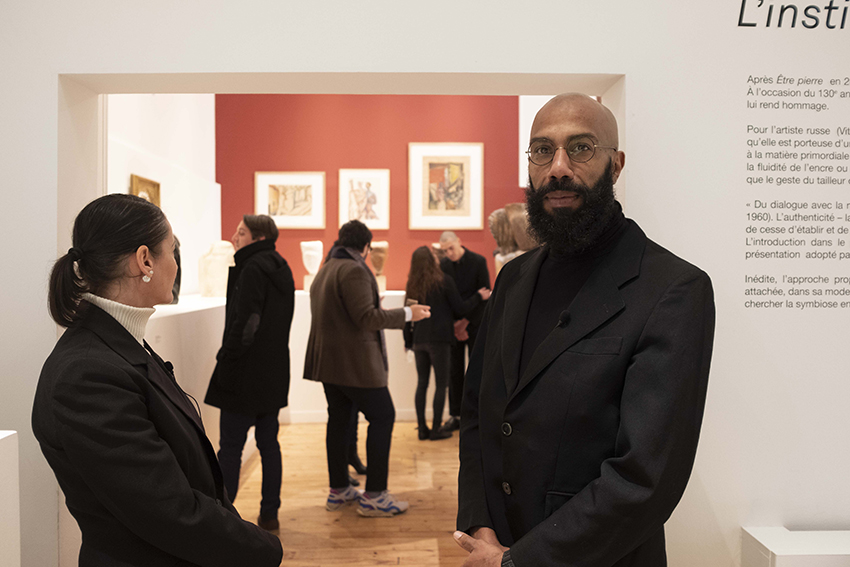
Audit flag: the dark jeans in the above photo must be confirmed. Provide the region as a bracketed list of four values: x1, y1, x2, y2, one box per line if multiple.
[323, 383, 394, 493]
[448, 325, 479, 417]
[218, 410, 281, 518]
[414, 342, 451, 430]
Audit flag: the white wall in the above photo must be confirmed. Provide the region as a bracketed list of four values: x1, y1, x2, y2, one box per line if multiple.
[107, 94, 220, 294]
[519, 95, 557, 187]
[0, 432, 21, 567]
[1, 2, 847, 567]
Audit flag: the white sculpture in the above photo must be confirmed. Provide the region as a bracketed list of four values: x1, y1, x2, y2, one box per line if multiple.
[300, 240, 324, 290]
[199, 241, 235, 297]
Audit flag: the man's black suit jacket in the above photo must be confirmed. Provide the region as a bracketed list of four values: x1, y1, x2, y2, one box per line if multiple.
[32, 304, 282, 566]
[440, 247, 490, 329]
[457, 220, 715, 566]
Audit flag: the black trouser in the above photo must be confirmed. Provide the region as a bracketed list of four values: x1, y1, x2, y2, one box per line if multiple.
[448, 324, 479, 417]
[323, 383, 394, 493]
[413, 342, 451, 431]
[218, 410, 281, 518]
[348, 404, 360, 461]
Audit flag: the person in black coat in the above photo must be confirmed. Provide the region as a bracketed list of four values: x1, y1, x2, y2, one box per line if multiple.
[33, 194, 282, 567]
[205, 214, 295, 531]
[404, 246, 490, 440]
[438, 232, 491, 432]
[455, 94, 714, 567]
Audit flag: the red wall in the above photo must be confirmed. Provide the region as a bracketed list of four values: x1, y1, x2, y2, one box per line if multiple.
[216, 94, 522, 290]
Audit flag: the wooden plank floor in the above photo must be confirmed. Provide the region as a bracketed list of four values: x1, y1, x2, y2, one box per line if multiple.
[232, 422, 468, 566]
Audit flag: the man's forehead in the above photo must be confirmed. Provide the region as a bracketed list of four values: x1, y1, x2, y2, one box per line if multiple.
[530, 95, 617, 143]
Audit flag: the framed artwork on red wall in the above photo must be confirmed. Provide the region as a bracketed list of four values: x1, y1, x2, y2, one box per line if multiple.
[408, 143, 483, 230]
[255, 171, 326, 229]
[338, 168, 390, 230]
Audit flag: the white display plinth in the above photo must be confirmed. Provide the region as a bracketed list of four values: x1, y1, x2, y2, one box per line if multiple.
[284, 290, 423, 424]
[743, 527, 850, 567]
[0, 431, 21, 567]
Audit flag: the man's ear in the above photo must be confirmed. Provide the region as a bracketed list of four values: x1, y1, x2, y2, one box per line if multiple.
[611, 151, 626, 184]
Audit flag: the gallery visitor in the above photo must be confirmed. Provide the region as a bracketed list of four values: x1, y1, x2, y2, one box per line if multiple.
[304, 220, 430, 517]
[205, 214, 295, 532]
[404, 245, 489, 440]
[33, 194, 282, 566]
[455, 93, 715, 567]
[437, 231, 491, 433]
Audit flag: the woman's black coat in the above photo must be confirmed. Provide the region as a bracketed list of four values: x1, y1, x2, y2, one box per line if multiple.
[205, 239, 295, 415]
[409, 274, 481, 345]
[32, 304, 282, 566]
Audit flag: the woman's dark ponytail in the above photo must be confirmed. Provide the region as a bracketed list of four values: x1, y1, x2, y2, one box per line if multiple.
[47, 194, 169, 327]
[48, 251, 87, 327]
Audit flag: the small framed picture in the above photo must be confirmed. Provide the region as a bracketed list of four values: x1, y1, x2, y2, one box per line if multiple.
[338, 169, 390, 230]
[130, 174, 161, 207]
[255, 171, 326, 229]
[408, 143, 483, 230]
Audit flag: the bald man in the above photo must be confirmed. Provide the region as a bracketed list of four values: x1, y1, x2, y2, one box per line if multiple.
[455, 94, 715, 566]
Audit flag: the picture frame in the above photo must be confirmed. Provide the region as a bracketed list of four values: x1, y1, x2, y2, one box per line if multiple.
[408, 143, 483, 230]
[338, 168, 391, 230]
[130, 174, 161, 207]
[255, 171, 326, 229]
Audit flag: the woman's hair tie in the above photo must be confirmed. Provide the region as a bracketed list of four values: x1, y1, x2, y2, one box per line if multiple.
[68, 247, 83, 261]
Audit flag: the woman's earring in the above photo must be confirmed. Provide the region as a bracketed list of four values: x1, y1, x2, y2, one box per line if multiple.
[142, 270, 153, 283]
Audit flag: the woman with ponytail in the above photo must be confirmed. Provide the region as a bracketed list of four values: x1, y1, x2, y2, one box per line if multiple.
[33, 194, 282, 567]
[404, 246, 490, 440]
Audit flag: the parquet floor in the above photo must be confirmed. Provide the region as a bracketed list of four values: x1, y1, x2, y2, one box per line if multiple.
[231, 422, 468, 566]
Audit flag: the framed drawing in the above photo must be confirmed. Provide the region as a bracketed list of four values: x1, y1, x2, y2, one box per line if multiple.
[408, 143, 483, 230]
[338, 169, 390, 230]
[255, 171, 325, 229]
[130, 174, 161, 207]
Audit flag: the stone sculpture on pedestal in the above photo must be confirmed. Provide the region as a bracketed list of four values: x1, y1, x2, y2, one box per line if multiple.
[199, 241, 236, 297]
[300, 240, 323, 290]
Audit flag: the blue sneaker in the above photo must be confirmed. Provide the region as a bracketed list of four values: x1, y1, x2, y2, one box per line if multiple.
[326, 486, 362, 511]
[357, 491, 409, 517]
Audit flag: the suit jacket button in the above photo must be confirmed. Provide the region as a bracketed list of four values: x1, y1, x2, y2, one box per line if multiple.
[501, 422, 512, 436]
[502, 482, 511, 495]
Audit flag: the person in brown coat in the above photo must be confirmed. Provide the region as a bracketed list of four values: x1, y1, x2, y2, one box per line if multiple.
[304, 220, 429, 517]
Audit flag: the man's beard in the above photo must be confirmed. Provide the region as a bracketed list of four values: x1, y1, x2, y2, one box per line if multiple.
[525, 161, 618, 255]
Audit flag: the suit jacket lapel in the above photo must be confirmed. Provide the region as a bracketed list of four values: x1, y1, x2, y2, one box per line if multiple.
[81, 305, 205, 434]
[501, 248, 546, 395]
[144, 344, 206, 433]
[508, 221, 647, 403]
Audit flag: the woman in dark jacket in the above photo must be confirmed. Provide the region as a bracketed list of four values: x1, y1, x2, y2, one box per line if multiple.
[205, 214, 295, 531]
[33, 194, 282, 567]
[404, 246, 490, 440]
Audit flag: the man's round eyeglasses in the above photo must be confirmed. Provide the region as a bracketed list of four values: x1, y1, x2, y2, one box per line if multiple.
[526, 137, 618, 166]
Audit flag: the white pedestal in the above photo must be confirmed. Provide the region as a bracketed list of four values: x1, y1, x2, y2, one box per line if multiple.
[743, 527, 850, 567]
[0, 431, 21, 567]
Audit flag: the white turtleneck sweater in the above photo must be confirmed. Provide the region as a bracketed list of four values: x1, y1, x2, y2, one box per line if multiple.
[82, 293, 155, 345]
